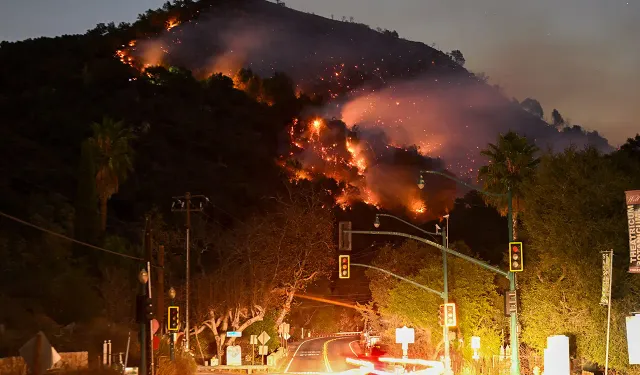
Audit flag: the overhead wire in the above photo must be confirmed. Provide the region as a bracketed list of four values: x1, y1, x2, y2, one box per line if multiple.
[0, 210, 145, 262]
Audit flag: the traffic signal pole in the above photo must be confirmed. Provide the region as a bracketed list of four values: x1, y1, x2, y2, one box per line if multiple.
[441, 229, 451, 375]
[139, 282, 147, 375]
[507, 189, 521, 375]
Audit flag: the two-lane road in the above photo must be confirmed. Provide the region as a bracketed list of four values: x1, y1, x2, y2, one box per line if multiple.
[284, 336, 361, 374]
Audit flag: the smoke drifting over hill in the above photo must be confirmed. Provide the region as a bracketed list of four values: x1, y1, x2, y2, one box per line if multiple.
[125, 0, 612, 214]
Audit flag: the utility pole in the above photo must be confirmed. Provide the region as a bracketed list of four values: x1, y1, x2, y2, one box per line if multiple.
[158, 245, 165, 333]
[171, 193, 207, 352]
[138, 219, 151, 375]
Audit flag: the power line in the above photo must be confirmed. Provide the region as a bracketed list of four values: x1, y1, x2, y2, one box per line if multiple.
[0, 210, 145, 261]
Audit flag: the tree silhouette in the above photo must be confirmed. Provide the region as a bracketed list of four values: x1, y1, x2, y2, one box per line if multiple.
[87, 117, 135, 232]
[520, 98, 544, 119]
[478, 131, 539, 239]
[448, 50, 466, 66]
[551, 109, 565, 128]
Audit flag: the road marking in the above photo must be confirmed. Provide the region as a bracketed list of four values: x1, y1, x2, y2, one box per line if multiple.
[348, 340, 359, 356]
[323, 338, 341, 373]
[284, 337, 325, 373]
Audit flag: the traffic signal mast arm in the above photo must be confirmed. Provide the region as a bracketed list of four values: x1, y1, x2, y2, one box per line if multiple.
[352, 263, 444, 298]
[347, 229, 509, 279]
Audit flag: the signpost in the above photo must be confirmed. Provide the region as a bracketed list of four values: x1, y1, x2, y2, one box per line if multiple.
[258, 331, 271, 365]
[279, 323, 290, 350]
[625, 190, 640, 273]
[250, 335, 258, 365]
[395, 326, 415, 359]
[226, 331, 242, 338]
[471, 336, 480, 360]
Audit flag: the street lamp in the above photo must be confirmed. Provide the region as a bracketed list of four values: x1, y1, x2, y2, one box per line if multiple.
[139, 269, 149, 284]
[374, 213, 451, 374]
[419, 170, 520, 375]
[168, 287, 176, 300]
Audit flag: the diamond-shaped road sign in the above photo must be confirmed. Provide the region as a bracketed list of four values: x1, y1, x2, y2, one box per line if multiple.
[258, 331, 270, 345]
[283, 332, 291, 341]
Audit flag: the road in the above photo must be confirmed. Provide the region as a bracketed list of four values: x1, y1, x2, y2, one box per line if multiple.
[284, 336, 361, 374]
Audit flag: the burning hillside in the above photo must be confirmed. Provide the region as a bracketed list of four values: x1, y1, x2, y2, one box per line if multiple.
[279, 117, 455, 219]
[110, 0, 611, 215]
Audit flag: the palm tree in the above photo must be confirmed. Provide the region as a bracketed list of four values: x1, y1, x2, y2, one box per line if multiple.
[88, 117, 135, 232]
[478, 131, 539, 239]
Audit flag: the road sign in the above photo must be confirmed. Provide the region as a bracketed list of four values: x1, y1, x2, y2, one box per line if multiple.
[226, 345, 242, 366]
[395, 326, 415, 344]
[19, 332, 61, 375]
[258, 345, 269, 355]
[250, 335, 258, 345]
[279, 322, 290, 334]
[258, 331, 270, 344]
[153, 336, 160, 351]
[471, 336, 481, 349]
[227, 331, 242, 338]
[283, 332, 291, 341]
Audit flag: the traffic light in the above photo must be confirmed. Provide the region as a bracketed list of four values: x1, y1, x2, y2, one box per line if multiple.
[168, 306, 180, 331]
[136, 295, 153, 323]
[509, 242, 524, 272]
[438, 304, 445, 326]
[338, 222, 352, 251]
[339, 255, 350, 279]
[444, 303, 456, 327]
[144, 297, 153, 320]
[504, 290, 518, 316]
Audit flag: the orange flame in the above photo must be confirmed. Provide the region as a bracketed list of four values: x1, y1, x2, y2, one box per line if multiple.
[410, 199, 426, 214]
[166, 18, 180, 31]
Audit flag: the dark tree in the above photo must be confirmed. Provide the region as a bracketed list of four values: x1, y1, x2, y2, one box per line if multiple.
[448, 50, 466, 66]
[520, 98, 544, 119]
[551, 109, 565, 128]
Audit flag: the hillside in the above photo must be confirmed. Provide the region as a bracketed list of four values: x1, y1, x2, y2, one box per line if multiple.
[127, 0, 611, 176]
[0, 0, 617, 355]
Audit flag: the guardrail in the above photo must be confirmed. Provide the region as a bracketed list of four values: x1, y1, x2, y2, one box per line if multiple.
[334, 331, 362, 336]
[198, 365, 269, 374]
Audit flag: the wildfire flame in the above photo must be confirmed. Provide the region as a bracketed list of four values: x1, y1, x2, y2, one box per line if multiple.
[410, 199, 426, 214]
[166, 18, 180, 31]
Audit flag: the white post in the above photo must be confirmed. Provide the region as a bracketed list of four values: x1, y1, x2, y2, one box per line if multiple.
[102, 340, 107, 366]
[605, 250, 614, 375]
[107, 340, 112, 366]
[147, 261, 155, 375]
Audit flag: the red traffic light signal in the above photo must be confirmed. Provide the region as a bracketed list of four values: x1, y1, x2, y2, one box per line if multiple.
[444, 303, 456, 327]
[509, 242, 524, 272]
[168, 306, 180, 332]
[339, 255, 350, 279]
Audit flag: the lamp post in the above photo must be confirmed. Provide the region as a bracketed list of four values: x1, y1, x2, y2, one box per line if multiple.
[374, 213, 451, 374]
[419, 170, 520, 375]
[168, 287, 176, 362]
[138, 269, 149, 375]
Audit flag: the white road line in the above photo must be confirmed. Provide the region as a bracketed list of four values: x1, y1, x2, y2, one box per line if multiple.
[348, 340, 359, 356]
[284, 337, 325, 373]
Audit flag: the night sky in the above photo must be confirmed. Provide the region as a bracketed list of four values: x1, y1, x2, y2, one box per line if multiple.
[1, 0, 638, 145]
